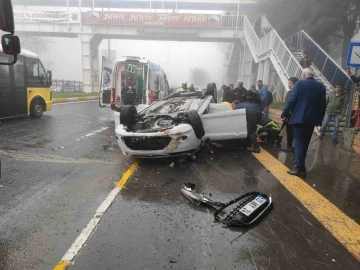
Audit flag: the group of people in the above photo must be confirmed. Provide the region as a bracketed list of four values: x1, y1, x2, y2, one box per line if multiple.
[176, 82, 196, 93]
[219, 80, 273, 117]
[215, 81, 281, 153]
[280, 67, 360, 178]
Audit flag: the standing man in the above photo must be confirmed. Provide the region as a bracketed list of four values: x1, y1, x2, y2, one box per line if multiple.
[232, 90, 263, 153]
[320, 84, 347, 144]
[189, 84, 196, 92]
[281, 77, 299, 152]
[176, 81, 189, 93]
[222, 86, 233, 103]
[122, 79, 137, 105]
[281, 68, 326, 178]
[299, 52, 312, 69]
[257, 80, 269, 116]
[233, 80, 247, 103]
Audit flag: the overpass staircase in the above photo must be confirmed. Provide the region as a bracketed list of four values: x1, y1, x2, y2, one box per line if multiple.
[242, 16, 353, 134]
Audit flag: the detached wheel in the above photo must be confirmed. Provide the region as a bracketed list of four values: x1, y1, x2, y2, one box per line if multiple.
[185, 110, 205, 139]
[120, 105, 137, 129]
[206, 82, 217, 103]
[30, 99, 44, 118]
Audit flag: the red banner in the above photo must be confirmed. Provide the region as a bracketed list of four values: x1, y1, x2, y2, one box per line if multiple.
[85, 11, 221, 28]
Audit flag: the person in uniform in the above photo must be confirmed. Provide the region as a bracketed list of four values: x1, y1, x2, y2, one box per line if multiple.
[122, 79, 137, 105]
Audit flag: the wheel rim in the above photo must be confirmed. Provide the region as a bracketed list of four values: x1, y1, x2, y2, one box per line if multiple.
[35, 104, 42, 114]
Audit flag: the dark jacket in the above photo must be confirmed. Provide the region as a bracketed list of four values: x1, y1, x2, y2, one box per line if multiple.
[222, 88, 233, 103]
[325, 90, 347, 116]
[236, 101, 262, 132]
[281, 77, 326, 126]
[285, 90, 292, 102]
[300, 58, 312, 68]
[233, 86, 247, 102]
[122, 85, 137, 105]
[350, 75, 360, 83]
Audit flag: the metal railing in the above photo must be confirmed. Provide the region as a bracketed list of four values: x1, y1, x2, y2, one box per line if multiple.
[243, 16, 303, 80]
[221, 15, 244, 29]
[284, 31, 352, 94]
[51, 79, 83, 92]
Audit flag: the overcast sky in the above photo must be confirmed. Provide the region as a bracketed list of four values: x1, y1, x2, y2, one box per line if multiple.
[36, 37, 230, 88]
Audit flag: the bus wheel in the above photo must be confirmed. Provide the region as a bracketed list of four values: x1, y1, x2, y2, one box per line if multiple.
[30, 99, 44, 118]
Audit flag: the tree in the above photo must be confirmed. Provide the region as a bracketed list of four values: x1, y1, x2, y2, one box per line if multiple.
[20, 36, 54, 71]
[20, 36, 51, 54]
[258, 0, 360, 66]
[189, 68, 210, 88]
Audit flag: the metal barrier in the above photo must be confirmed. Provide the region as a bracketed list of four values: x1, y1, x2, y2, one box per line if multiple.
[243, 16, 303, 79]
[221, 15, 244, 29]
[284, 31, 352, 94]
[51, 79, 83, 92]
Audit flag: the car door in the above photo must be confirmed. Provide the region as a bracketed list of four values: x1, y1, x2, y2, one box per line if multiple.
[99, 56, 113, 106]
[200, 103, 248, 141]
[0, 53, 12, 118]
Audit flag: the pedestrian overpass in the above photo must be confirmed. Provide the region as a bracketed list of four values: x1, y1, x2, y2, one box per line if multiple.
[13, 4, 352, 104]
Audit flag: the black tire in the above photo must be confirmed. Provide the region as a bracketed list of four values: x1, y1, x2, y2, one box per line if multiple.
[206, 82, 217, 103]
[30, 99, 44, 118]
[120, 105, 137, 129]
[185, 110, 205, 139]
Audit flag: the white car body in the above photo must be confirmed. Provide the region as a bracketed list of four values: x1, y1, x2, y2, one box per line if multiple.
[114, 95, 248, 158]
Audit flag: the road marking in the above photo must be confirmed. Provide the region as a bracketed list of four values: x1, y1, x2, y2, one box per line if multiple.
[52, 100, 97, 105]
[253, 148, 360, 261]
[84, 127, 109, 137]
[52, 160, 140, 270]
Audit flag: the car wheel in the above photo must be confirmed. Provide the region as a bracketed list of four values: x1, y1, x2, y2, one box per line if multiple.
[185, 110, 205, 139]
[120, 105, 137, 129]
[206, 82, 217, 103]
[30, 99, 44, 118]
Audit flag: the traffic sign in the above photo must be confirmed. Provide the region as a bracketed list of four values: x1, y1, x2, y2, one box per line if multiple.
[346, 42, 360, 68]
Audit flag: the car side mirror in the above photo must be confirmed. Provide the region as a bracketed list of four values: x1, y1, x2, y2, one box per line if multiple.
[0, 0, 15, 33]
[47, 70, 52, 86]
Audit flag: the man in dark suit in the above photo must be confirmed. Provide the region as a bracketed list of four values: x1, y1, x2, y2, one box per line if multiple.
[281, 68, 326, 178]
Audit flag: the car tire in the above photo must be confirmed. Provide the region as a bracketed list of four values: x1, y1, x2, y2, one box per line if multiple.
[120, 105, 137, 129]
[206, 82, 217, 103]
[30, 99, 44, 118]
[185, 110, 205, 139]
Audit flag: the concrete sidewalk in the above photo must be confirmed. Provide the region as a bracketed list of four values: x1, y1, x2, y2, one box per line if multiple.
[52, 96, 98, 104]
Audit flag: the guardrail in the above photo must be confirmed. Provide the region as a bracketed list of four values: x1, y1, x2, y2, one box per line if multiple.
[284, 31, 352, 94]
[243, 16, 303, 79]
[51, 79, 83, 92]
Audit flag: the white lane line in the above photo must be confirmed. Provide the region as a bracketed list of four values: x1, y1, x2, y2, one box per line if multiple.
[61, 187, 120, 262]
[53, 100, 98, 105]
[53, 161, 139, 269]
[84, 127, 109, 137]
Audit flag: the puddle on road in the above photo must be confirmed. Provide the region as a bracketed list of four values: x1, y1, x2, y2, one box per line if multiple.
[24, 138, 53, 149]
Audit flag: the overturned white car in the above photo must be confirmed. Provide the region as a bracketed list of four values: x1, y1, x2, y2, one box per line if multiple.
[114, 83, 248, 158]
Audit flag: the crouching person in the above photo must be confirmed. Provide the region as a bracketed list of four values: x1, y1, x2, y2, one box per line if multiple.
[256, 116, 282, 145]
[232, 90, 263, 153]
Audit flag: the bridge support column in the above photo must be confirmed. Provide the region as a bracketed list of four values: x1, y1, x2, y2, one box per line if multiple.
[80, 34, 92, 93]
[257, 60, 265, 82]
[263, 58, 271, 85]
[241, 42, 253, 88]
[79, 34, 102, 93]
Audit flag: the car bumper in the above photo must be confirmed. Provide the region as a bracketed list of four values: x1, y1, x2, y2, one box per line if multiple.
[115, 123, 202, 157]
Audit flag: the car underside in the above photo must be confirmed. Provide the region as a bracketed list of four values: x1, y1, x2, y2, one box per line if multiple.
[114, 83, 248, 158]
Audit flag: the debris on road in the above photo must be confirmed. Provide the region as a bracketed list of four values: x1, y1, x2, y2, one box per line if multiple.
[181, 182, 273, 228]
[169, 256, 177, 263]
[162, 178, 175, 186]
[169, 162, 175, 168]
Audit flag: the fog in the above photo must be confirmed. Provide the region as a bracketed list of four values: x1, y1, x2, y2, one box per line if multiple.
[26, 36, 230, 89]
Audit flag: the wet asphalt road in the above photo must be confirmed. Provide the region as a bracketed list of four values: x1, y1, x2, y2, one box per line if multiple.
[0, 100, 360, 270]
